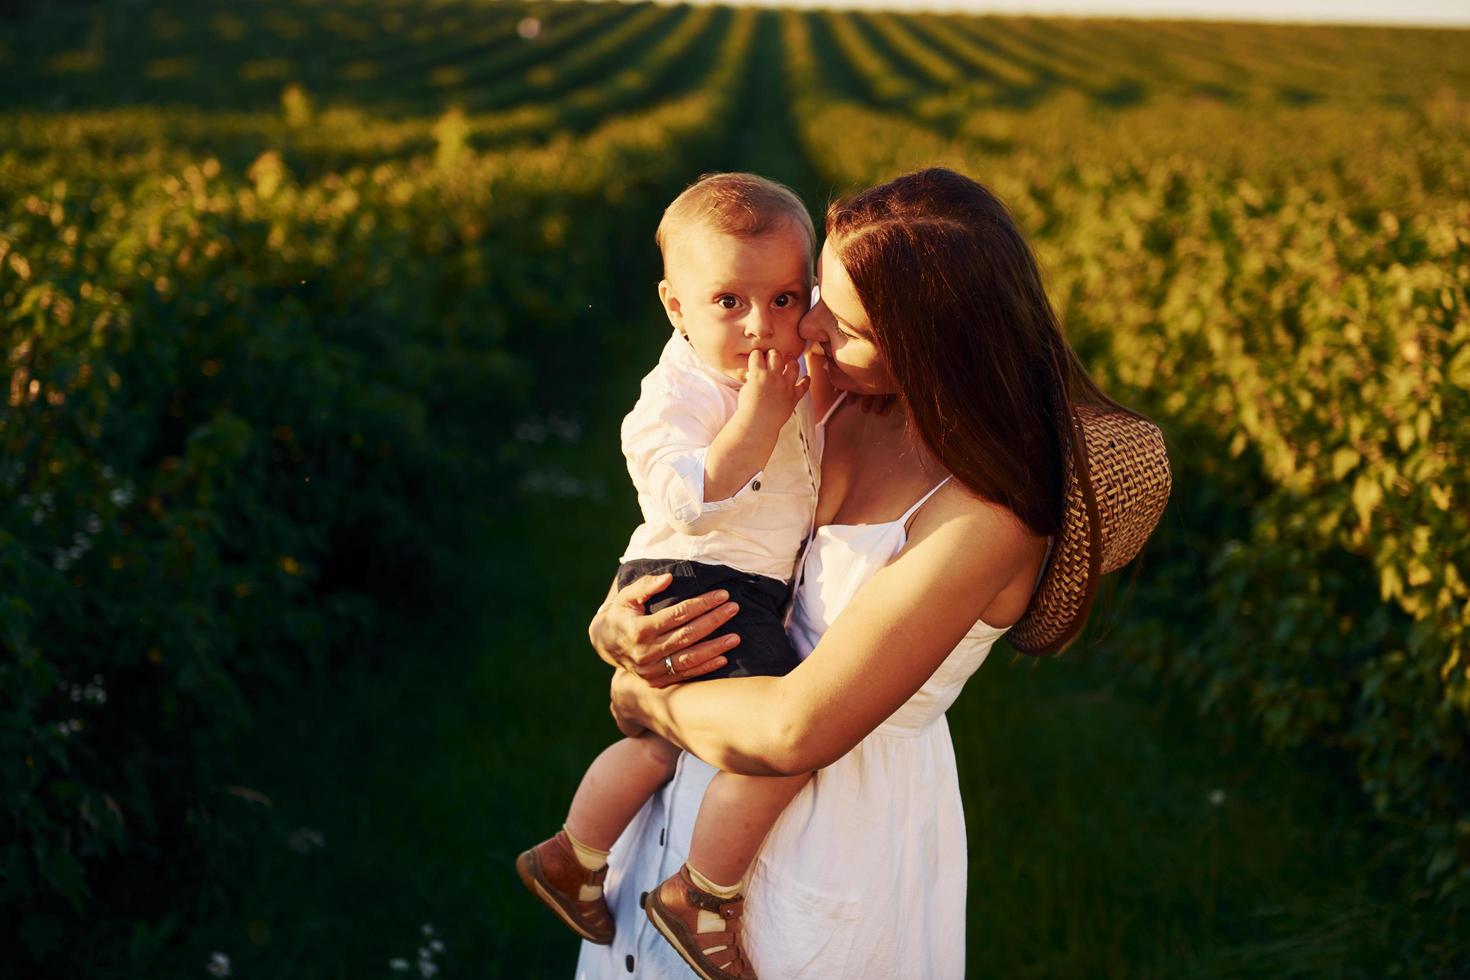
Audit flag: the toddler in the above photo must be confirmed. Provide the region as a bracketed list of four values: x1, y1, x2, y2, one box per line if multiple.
[517, 173, 818, 980]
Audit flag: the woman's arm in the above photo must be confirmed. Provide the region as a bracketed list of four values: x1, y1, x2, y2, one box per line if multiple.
[612, 491, 1041, 776]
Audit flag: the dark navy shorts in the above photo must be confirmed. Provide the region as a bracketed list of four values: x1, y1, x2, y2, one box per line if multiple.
[615, 558, 799, 681]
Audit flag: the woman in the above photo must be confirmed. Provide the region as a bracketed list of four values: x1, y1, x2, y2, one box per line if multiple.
[575, 168, 1169, 979]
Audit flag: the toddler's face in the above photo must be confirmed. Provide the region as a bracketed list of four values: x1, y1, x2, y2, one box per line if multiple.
[658, 222, 811, 383]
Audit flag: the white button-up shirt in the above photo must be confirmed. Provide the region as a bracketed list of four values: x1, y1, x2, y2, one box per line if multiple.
[619, 332, 818, 583]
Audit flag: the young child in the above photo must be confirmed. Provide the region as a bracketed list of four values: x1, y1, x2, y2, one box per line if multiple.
[517, 173, 818, 980]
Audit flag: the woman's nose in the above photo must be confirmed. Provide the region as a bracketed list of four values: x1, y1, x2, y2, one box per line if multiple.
[798, 301, 826, 341]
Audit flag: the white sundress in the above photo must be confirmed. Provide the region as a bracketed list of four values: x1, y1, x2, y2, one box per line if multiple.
[576, 402, 1010, 980]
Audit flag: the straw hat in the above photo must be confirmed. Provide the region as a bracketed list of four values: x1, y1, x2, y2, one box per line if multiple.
[1008, 403, 1172, 655]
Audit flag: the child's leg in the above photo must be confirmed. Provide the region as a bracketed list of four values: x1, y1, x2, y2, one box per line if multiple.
[519, 735, 680, 945]
[645, 772, 810, 976]
[687, 771, 812, 889]
[564, 733, 682, 853]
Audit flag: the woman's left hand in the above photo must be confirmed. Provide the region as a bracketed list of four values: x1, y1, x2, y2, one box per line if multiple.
[590, 574, 740, 685]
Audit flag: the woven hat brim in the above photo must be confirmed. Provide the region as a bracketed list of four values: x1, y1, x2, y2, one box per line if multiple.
[1008, 412, 1102, 655]
[1009, 405, 1171, 655]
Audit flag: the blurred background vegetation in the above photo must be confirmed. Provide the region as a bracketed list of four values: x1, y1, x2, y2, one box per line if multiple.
[1, 0, 1467, 976]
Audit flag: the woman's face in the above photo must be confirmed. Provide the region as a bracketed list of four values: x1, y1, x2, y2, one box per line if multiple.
[800, 241, 895, 394]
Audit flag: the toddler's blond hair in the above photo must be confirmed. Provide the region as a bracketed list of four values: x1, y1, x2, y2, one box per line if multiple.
[656, 173, 815, 276]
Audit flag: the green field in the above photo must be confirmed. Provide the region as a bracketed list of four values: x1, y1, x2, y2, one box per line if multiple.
[3, 1, 1467, 976]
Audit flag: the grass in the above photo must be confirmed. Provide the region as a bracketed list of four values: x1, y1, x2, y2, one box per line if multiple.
[952, 655, 1402, 977]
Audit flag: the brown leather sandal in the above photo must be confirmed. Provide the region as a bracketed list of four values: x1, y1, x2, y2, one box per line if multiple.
[515, 830, 615, 944]
[645, 864, 758, 980]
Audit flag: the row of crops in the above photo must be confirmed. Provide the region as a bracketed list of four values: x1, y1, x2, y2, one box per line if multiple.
[14, 0, 1470, 115]
[3, 0, 1467, 970]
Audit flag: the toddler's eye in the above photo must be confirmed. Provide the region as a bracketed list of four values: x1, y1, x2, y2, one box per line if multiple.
[774, 293, 795, 309]
[718, 295, 739, 310]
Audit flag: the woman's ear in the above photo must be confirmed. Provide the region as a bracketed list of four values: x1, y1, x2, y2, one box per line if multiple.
[658, 279, 684, 334]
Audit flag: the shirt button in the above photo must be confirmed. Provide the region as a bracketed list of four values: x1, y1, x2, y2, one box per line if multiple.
[640, 891, 649, 908]
[626, 954, 636, 972]
[752, 480, 762, 491]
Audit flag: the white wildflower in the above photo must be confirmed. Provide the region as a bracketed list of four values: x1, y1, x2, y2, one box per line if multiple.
[1208, 788, 1226, 807]
[287, 827, 325, 854]
[206, 952, 231, 978]
[547, 415, 582, 442]
[389, 958, 410, 972]
[514, 420, 547, 443]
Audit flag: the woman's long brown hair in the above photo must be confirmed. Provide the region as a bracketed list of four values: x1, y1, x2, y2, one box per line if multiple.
[827, 167, 1116, 538]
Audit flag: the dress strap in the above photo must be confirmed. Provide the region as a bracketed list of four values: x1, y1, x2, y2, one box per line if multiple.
[898, 477, 952, 530]
[816, 391, 848, 428]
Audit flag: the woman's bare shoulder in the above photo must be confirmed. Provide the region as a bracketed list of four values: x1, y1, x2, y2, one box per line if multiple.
[915, 479, 1035, 540]
[902, 480, 1047, 609]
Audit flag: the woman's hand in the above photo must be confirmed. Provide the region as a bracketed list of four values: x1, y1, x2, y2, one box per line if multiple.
[589, 574, 742, 687]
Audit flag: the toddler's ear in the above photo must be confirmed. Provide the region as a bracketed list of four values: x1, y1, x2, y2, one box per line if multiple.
[657, 279, 684, 334]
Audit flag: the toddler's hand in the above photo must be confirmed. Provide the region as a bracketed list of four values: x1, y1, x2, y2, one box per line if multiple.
[737, 349, 809, 432]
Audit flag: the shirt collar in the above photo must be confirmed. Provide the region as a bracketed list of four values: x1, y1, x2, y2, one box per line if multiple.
[663, 331, 742, 390]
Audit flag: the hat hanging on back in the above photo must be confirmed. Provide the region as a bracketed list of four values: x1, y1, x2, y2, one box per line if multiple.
[1008, 403, 1172, 655]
